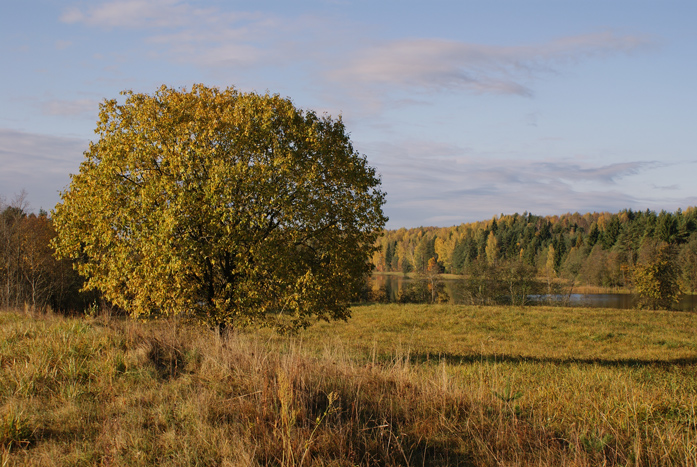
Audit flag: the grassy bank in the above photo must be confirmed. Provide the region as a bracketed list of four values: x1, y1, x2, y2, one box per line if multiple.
[1, 305, 696, 466]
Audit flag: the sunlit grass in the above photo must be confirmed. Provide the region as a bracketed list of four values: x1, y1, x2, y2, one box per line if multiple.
[303, 303, 697, 362]
[1, 305, 696, 466]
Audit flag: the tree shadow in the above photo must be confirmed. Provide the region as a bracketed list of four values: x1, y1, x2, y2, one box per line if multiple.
[405, 352, 697, 368]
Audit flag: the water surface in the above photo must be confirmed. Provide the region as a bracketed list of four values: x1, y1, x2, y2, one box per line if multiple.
[368, 274, 697, 311]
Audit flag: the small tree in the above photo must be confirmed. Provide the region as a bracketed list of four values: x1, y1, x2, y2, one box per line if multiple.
[500, 259, 539, 306]
[52, 84, 387, 331]
[485, 231, 499, 266]
[423, 257, 445, 303]
[544, 244, 556, 295]
[633, 243, 680, 310]
[462, 259, 504, 305]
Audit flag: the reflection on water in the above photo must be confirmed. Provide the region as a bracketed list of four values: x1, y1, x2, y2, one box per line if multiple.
[368, 274, 697, 311]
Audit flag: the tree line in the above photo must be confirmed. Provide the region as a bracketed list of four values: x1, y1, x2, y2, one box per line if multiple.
[4, 193, 696, 312]
[0, 194, 91, 312]
[372, 209, 697, 308]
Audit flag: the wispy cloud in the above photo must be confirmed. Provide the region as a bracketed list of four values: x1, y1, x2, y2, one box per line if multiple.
[531, 160, 656, 183]
[60, 2, 652, 106]
[0, 129, 88, 212]
[651, 184, 680, 191]
[330, 32, 652, 98]
[41, 98, 99, 117]
[60, 1, 322, 72]
[60, 0, 201, 29]
[52, 1, 673, 227]
[364, 139, 684, 227]
[54, 40, 73, 50]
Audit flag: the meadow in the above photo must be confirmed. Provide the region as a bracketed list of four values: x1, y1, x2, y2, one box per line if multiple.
[1, 304, 696, 466]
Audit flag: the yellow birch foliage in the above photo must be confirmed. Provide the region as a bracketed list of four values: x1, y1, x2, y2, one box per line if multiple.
[485, 231, 499, 266]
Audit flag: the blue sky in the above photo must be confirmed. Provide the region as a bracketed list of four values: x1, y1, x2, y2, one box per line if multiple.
[2, 0, 696, 228]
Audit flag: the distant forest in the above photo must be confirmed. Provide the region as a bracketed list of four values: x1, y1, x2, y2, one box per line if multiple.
[372, 208, 697, 293]
[0, 200, 88, 312]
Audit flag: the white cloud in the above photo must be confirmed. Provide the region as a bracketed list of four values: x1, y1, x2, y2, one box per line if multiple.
[60, 0, 199, 29]
[0, 129, 88, 212]
[530, 161, 655, 183]
[41, 98, 100, 117]
[51, 2, 673, 227]
[61, 1, 306, 71]
[330, 32, 652, 97]
[59, 7, 86, 24]
[365, 140, 688, 228]
[59, 3, 650, 106]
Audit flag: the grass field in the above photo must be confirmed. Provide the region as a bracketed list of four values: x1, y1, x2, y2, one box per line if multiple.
[1, 304, 696, 466]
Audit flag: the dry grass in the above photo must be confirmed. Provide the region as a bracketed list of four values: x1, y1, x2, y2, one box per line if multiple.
[303, 304, 697, 362]
[0, 305, 696, 466]
[571, 285, 632, 295]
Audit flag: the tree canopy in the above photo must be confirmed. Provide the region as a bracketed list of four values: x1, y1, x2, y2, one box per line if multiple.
[52, 84, 387, 331]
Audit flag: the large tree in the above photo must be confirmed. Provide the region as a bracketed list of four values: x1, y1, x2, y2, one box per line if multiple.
[52, 84, 387, 331]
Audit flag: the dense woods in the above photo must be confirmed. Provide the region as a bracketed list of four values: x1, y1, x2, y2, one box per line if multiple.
[0, 195, 88, 312]
[372, 208, 697, 297]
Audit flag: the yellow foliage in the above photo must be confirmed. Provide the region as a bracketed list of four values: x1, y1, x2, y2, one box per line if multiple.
[52, 84, 387, 330]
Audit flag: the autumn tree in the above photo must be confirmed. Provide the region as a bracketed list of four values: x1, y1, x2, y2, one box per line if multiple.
[0, 194, 84, 311]
[485, 231, 499, 266]
[679, 233, 697, 293]
[633, 242, 681, 310]
[423, 257, 444, 303]
[0, 196, 28, 308]
[52, 84, 387, 331]
[543, 244, 556, 295]
[413, 233, 436, 273]
[499, 259, 539, 306]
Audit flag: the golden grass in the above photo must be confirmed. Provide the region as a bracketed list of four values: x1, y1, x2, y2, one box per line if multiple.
[1, 305, 696, 466]
[303, 304, 697, 361]
[570, 285, 632, 295]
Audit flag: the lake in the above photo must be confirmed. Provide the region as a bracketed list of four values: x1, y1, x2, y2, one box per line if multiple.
[368, 274, 697, 311]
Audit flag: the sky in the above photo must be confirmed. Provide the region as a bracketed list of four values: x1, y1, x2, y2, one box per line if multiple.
[1, 0, 696, 229]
